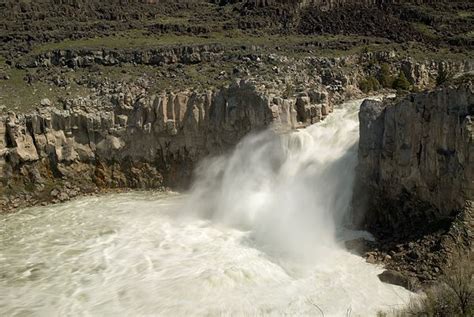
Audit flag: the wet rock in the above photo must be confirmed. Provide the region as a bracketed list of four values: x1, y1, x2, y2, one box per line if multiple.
[378, 270, 420, 291]
[345, 238, 372, 255]
[366, 253, 377, 264]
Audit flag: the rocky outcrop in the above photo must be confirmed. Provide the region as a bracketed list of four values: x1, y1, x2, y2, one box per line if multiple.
[353, 83, 474, 234]
[351, 82, 473, 286]
[26, 45, 228, 69]
[23, 46, 472, 93]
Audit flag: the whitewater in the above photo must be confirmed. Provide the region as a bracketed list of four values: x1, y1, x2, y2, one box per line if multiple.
[0, 99, 414, 316]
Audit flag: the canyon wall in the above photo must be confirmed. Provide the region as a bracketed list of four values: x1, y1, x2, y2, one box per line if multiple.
[353, 83, 474, 234]
[1, 45, 470, 212]
[0, 79, 335, 210]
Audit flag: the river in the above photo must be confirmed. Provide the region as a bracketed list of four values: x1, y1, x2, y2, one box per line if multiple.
[0, 99, 413, 316]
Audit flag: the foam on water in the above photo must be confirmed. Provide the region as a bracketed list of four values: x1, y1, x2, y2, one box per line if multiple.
[0, 99, 414, 316]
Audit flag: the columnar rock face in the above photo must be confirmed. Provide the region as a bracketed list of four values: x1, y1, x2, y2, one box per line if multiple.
[29, 45, 226, 68]
[1, 79, 327, 193]
[353, 83, 474, 233]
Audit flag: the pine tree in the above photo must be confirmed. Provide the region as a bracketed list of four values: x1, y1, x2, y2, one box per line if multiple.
[392, 71, 411, 91]
[379, 63, 393, 88]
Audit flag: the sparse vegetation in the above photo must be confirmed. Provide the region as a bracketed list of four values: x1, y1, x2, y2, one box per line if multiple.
[0, 0, 472, 114]
[411, 22, 438, 41]
[457, 11, 474, 18]
[0, 67, 89, 113]
[381, 252, 474, 317]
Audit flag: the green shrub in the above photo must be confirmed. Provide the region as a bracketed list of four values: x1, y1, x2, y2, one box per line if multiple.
[392, 71, 411, 91]
[379, 63, 394, 88]
[436, 68, 453, 86]
[359, 76, 381, 93]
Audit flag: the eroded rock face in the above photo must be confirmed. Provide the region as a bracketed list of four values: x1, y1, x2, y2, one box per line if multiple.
[0, 79, 331, 196]
[353, 83, 474, 234]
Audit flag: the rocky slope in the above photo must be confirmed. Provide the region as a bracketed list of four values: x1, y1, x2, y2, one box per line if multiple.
[2, 0, 472, 58]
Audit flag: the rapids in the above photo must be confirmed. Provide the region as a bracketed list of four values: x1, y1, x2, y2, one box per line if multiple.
[0, 99, 414, 316]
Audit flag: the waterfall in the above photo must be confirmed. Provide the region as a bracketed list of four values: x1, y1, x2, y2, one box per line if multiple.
[183, 99, 361, 258]
[0, 98, 413, 317]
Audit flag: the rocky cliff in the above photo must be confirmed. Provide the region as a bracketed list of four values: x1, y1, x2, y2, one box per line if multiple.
[0, 78, 336, 211]
[353, 82, 473, 235]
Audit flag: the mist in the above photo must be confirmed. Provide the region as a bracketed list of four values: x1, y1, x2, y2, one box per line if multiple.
[182, 99, 363, 260]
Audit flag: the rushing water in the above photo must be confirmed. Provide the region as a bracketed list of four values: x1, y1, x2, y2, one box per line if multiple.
[0, 99, 413, 316]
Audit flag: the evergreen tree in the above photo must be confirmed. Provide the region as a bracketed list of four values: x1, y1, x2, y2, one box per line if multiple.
[379, 63, 393, 88]
[359, 76, 381, 93]
[436, 68, 452, 86]
[392, 71, 411, 91]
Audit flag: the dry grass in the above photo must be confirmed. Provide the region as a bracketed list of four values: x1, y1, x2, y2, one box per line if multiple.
[385, 252, 474, 317]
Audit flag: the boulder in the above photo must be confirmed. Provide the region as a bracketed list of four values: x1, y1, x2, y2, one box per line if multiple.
[378, 270, 420, 291]
[40, 98, 52, 107]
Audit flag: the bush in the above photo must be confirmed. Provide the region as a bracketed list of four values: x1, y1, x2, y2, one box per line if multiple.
[392, 71, 411, 91]
[359, 76, 381, 93]
[283, 83, 294, 98]
[436, 68, 453, 86]
[379, 63, 394, 88]
[400, 252, 473, 317]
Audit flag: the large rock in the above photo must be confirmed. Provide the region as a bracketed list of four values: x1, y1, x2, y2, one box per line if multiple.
[5, 116, 39, 163]
[353, 83, 474, 233]
[378, 270, 420, 291]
